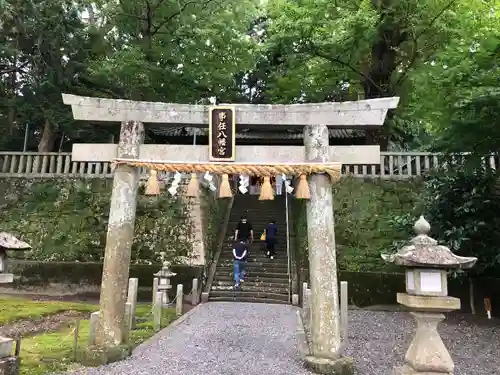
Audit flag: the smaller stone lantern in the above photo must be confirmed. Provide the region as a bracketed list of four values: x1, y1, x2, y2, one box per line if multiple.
[0, 232, 31, 375]
[0, 232, 31, 284]
[154, 254, 176, 306]
[382, 216, 477, 375]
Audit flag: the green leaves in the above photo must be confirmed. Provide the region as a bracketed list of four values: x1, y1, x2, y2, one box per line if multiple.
[421, 169, 500, 274]
[406, 2, 500, 153]
[89, 0, 260, 103]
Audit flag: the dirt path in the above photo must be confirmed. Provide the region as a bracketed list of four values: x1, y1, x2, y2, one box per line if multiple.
[0, 311, 86, 338]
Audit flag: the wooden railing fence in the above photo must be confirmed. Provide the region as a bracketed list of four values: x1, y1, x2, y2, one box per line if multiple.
[0, 151, 498, 179]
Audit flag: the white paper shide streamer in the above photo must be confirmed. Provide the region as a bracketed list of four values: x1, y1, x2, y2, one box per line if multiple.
[168, 172, 182, 196]
[239, 174, 249, 194]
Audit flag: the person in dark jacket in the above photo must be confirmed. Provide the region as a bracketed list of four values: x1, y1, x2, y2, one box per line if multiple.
[234, 216, 253, 243]
[264, 220, 278, 259]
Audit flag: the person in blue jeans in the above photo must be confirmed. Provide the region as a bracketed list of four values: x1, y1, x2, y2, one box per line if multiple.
[233, 240, 248, 289]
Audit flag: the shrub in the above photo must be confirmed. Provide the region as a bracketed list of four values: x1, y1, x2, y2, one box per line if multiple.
[0, 179, 193, 263]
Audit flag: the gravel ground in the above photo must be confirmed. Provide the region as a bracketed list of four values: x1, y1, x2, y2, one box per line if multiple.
[345, 310, 500, 375]
[60, 303, 500, 375]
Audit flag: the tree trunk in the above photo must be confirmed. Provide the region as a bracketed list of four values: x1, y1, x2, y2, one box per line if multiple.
[362, 7, 407, 151]
[6, 106, 14, 137]
[469, 276, 476, 315]
[37, 120, 58, 152]
[6, 67, 17, 136]
[364, 111, 393, 151]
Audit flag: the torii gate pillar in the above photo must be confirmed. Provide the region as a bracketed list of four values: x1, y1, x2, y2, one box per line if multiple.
[303, 125, 353, 374]
[95, 120, 144, 349]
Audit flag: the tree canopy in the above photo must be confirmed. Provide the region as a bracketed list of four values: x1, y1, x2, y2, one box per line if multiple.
[0, 0, 498, 153]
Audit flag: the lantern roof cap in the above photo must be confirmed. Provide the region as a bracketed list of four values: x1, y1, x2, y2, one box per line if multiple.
[0, 232, 31, 251]
[382, 216, 477, 269]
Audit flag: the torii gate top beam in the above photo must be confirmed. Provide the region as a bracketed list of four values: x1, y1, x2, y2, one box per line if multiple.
[62, 94, 399, 128]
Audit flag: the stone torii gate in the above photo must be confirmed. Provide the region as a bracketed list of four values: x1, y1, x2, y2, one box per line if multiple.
[62, 94, 398, 371]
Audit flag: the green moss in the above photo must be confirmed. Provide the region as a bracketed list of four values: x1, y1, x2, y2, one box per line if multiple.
[21, 323, 88, 375]
[17, 301, 176, 374]
[0, 296, 95, 325]
[333, 177, 422, 272]
[200, 187, 231, 263]
[292, 177, 422, 273]
[0, 179, 193, 263]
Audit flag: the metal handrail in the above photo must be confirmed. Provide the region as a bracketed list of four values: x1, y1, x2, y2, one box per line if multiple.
[284, 183, 292, 304]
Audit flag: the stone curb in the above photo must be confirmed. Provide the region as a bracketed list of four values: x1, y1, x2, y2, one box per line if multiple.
[133, 303, 204, 355]
[295, 309, 310, 358]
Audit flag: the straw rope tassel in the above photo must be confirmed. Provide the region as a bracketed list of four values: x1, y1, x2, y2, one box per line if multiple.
[295, 175, 310, 199]
[145, 169, 161, 196]
[218, 174, 232, 198]
[185, 173, 200, 197]
[259, 176, 274, 200]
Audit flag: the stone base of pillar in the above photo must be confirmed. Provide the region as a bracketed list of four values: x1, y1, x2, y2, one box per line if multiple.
[304, 355, 354, 375]
[393, 364, 451, 375]
[0, 356, 20, 375]
[201, 292, 209, 303]
[75, 344, 131, 366]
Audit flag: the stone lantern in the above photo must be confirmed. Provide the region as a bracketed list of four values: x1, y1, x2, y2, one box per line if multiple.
[0, 233, 31, 375]
[0, 232, 31, 284]
[382, 216, 477, 375]
[154, 255, 176, 306]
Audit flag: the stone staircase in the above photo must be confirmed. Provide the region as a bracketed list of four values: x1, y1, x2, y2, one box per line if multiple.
[209, 194, 290, 304]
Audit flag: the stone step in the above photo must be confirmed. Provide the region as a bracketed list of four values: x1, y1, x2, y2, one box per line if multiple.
[211, 284, 289, 294]
[212, 280, 289, 289]
[217, 264, 288, 271]
[232, 202, 285, 207]
[215, 267, 288, 280]
[219, 250, 288, 258]
[219, 248, 288, 254]
[231, 204, 285, 208]
[221, 242, 287, 247]
[225, 238, 286, 242]
[214, 275, 289, 284]
[226, 223, 286, 226]
[230, 212, 285, 216]
[218, 258, 288, 266]
[216, 265, 288, 274]
[229, 215, 285, 217]
[217, 262, 288, 270]
[225, 232, 287, 237]
[218, 257, 288, 265]
[209, 290, 290, 302]
[218, 259, 288, 267]
[228, 216, 286, 220]
[229, 209, 286, 214]
[227, 221, 286, 225]
[226, 225, 287, 231]
[230, 214, 286, 216]
[208, 296, 290, 305]
[230, 213, 285, 216]
[220, 247, 287, 253]
[222, 241, 287, 247]
[223, 238, 287, 242]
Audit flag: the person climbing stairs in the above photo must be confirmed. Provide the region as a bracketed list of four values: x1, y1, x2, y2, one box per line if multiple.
[209, 194, 290, 304]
